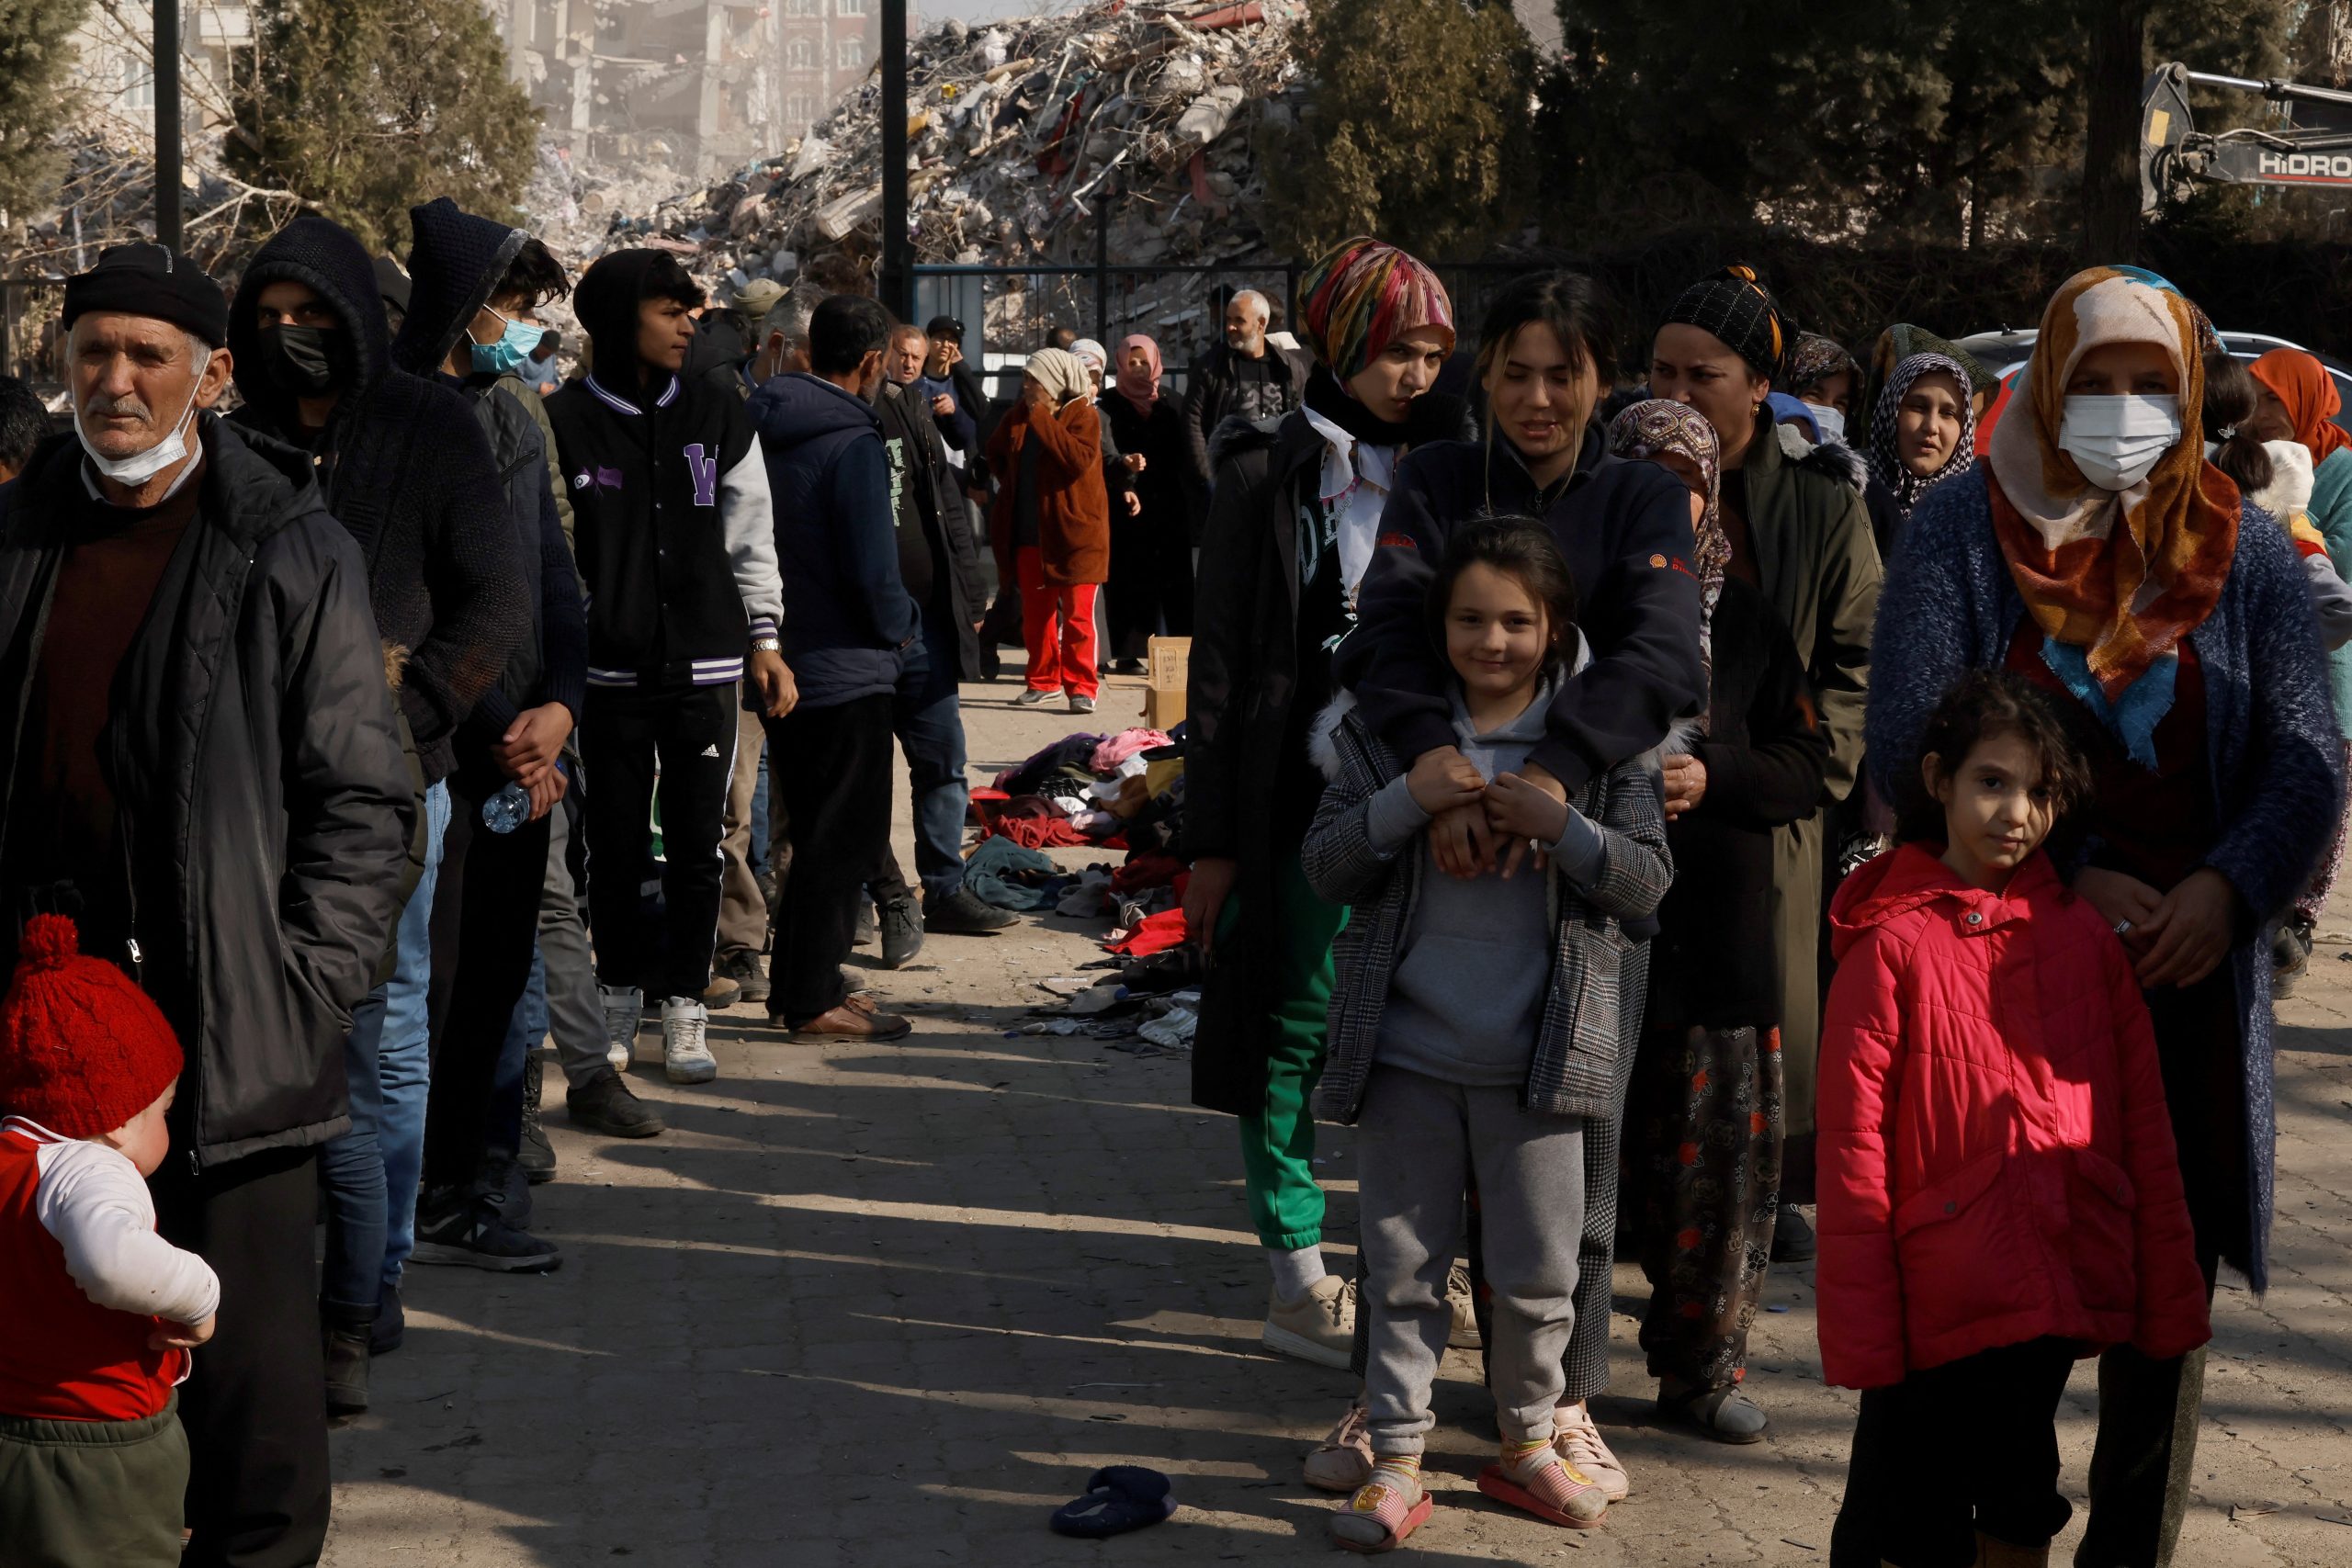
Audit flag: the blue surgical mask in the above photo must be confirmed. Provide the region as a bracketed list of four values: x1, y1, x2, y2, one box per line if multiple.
[469, 310, 542, 378]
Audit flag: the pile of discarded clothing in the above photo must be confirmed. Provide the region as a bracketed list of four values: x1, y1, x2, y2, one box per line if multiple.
[564, 2, 1305, 309]
[977, 727, 1185, 852]
[958, 723, 1201, 1013]
[1015, 958, 1203, 1054]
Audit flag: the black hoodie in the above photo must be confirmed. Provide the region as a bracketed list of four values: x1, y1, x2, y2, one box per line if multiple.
[229, 215, 526, 785]
[391, 197, 587, 750]
[1332, 423, 1707, 793]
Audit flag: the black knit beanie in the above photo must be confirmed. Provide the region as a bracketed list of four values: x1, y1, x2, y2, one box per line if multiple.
[1661, 265, 1788, 385]
[62, 243, 229, 348]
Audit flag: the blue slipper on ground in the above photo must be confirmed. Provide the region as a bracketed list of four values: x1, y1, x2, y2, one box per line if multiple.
[1050, 1466, 1177, 1538]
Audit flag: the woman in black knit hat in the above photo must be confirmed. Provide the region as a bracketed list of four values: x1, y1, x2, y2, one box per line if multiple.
[1648, 267, 1882, 1262]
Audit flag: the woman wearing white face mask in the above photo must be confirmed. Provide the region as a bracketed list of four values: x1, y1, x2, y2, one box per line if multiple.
[1784, 332, 1860, 446]
[1853, 266, 2342, 1568]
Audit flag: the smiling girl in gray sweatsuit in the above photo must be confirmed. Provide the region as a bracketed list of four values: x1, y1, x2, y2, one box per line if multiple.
[1302, 518, 1670, 1551]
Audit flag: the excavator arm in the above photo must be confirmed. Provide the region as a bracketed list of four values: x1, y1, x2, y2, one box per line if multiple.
[2142, 61, 2352, 214]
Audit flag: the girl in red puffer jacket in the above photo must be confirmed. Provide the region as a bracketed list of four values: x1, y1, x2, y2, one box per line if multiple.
[1818, 670, 2211, 1568]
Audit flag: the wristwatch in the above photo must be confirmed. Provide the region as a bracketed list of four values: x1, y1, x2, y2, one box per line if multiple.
[750, 636, 782, 653]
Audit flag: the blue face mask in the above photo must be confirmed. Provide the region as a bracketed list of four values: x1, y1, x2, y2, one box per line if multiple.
[469, 310, 542, 378]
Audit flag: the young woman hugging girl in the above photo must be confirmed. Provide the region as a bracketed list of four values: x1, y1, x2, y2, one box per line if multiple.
[1301, 518, 1671, 1551]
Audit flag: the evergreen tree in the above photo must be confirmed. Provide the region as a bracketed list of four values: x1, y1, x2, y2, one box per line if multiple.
[0, 0, 91, 227]
[1542, 0, 2294, 249]
[1262, 0, 1536, 259]
[229, 0, 539, 252]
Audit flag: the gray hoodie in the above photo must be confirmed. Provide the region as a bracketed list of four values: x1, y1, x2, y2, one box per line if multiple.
[1360, 662, 1610, 1086]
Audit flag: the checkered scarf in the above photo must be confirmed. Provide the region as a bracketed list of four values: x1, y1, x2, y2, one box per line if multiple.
[1866, 352, 1977, 526]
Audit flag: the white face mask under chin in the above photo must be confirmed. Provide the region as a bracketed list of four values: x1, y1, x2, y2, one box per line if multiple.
[2057, 393, 2181, 492]
[75, 385, 200, 488]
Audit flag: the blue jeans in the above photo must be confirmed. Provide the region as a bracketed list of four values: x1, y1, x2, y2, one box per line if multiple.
[318, 779, 448, 1310]
[897, 615, 971, 901]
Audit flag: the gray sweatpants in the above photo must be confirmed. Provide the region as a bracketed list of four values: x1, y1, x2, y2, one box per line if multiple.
[1357, 1064, 1586, 1455]
[538, 799, 615, 1090]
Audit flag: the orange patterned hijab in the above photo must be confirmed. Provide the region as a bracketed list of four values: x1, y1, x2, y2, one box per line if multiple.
[1985, 267, 2239, 703]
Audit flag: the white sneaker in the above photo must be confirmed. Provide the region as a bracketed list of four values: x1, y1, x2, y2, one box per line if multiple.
[660, 995, 718, 1084]
[600, 985, 642, 1070]
[1553, 1401, 1631, 1502]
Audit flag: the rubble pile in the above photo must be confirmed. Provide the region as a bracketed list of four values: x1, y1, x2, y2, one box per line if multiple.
[561, 1, 1305, 304]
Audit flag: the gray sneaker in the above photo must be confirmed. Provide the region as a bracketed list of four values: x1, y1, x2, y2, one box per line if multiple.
[599, 984, 641, 1070]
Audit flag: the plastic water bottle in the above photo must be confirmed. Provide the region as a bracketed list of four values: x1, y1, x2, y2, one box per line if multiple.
[482, 782, 531, 835]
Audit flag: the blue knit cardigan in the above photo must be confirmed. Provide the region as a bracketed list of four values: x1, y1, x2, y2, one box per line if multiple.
[1864, 468, 2344, 1292]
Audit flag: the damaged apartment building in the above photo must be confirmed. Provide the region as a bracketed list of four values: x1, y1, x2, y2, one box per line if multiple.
[488, 0, 905, 175]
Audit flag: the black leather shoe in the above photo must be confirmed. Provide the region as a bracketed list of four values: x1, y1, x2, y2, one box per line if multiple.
[566, 1065, 666, 1138]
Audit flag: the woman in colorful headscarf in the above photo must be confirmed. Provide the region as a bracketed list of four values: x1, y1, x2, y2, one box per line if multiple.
[984, 345, 1110, 710]
[1785, 332, 1862, 445]
[1610, 400, 1826, 1445]
[1186, 235, 1466, 1400]
[1321, 268, 1706, 1506]
[1861, 350, 1976, 558]
[1651, 265, 1882, 1267]
[1853, 266, 2340, 1568]
[1100, 333, 1196, 671]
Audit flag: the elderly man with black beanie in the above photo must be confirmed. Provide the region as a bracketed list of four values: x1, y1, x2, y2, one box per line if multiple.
[0, 242, 414, 1567]
[545, 249, 791, 1087]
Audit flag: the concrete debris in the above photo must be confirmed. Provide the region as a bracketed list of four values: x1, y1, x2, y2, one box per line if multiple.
[543, 1, 1305, 307]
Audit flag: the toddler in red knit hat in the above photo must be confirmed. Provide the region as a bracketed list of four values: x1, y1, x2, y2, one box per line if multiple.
[0, 914, 220, 1566]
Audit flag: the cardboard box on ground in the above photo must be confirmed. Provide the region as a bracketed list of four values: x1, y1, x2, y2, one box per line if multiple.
[1144, 636, 1189, 729]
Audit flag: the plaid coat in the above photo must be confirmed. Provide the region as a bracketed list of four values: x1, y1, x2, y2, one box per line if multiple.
[1301, 694, 1672, 1125]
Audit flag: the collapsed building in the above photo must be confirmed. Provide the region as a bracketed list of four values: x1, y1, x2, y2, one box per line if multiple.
[548, 1, 1309, 363]
[486, 0, 888, 175]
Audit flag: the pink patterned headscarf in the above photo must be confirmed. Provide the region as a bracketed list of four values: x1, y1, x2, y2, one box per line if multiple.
[1610, 399, 1731, 719]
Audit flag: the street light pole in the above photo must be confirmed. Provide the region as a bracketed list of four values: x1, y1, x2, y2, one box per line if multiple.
[878, 0, 910, 320]
[154, 0, 183, 250]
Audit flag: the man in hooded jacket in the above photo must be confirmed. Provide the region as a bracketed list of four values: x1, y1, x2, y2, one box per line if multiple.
[749, 294, 919, 1042]
[227, 214, 529, 1377]
[362, 199, 611, 1324]
[0, 242, 413, 1567]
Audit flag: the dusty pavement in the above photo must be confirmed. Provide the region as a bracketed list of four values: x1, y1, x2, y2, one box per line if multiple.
[323, 670, 2352, 1566]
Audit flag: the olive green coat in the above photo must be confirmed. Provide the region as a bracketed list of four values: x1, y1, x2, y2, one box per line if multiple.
[1738, 418, 1883, 1138]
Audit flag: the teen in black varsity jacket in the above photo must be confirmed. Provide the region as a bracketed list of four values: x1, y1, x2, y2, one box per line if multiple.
[544, 249, 790, 1084]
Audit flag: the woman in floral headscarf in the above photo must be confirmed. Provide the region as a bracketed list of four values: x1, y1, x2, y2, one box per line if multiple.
[1611, 400, 1826, 1445]
[1853, 266, 2341, 1568]
[1785, 332, 1862, 444]
[1861, 350, 1977, 558]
